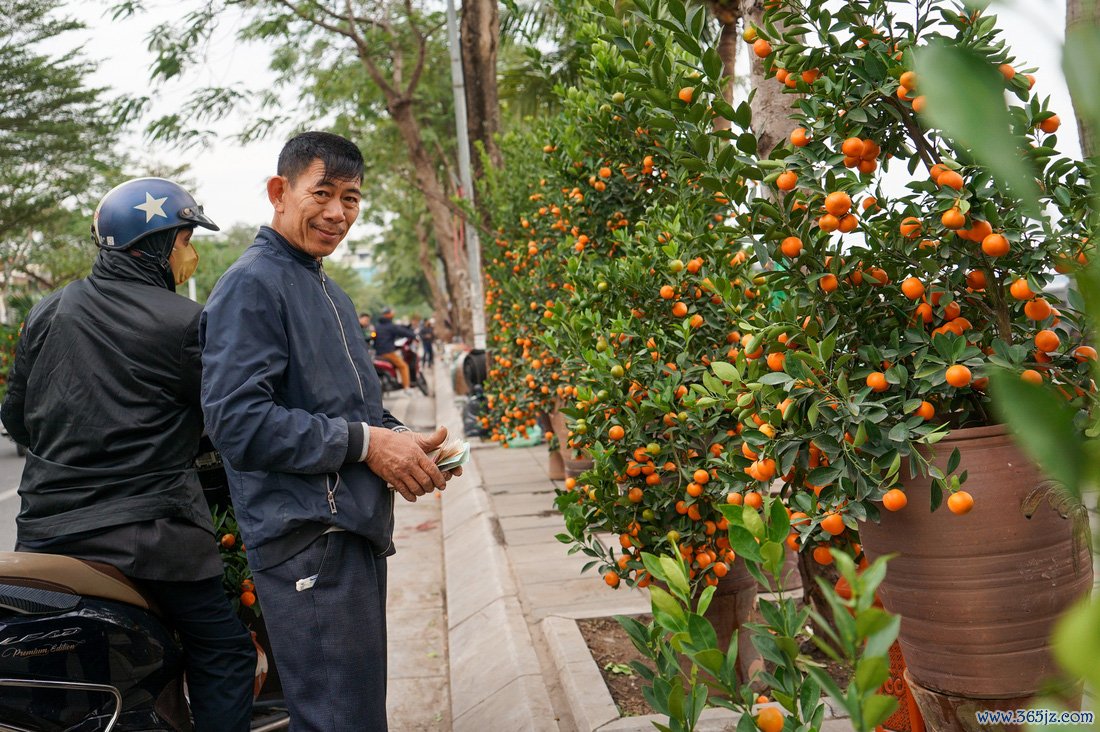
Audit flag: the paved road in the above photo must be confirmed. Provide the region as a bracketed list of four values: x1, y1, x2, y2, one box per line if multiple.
[0, 441, 24, 551]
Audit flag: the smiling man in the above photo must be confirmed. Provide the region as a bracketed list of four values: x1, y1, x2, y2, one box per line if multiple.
[199, 131, 460, 730]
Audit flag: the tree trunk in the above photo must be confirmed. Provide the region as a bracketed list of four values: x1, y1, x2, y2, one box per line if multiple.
[415, 215, 455, 343]
[389, 101, 475, 344]
[460, 0, 503, 179]
[709, 3, 740, 132]
[741, 0, 795, 158]
[1066, 0, 1097, 158]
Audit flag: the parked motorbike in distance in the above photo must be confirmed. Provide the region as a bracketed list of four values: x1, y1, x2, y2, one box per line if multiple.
[0, 443, 289, 731]
[395, 336, 430, 396]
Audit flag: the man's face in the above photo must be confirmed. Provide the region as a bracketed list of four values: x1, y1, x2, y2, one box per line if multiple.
[268, 159, 362, 259]
[359, 315, 370, 328]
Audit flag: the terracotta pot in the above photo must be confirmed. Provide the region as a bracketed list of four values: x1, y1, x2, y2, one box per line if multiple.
[860, 424, 1091, 708]
[549, 405, 593, 478]
[706, 558, 764, 685]
[547, 449, 566, 480]
[563, 455, 594, 479]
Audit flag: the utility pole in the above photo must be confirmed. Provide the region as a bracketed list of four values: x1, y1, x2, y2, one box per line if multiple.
[446, 0, 488, 351]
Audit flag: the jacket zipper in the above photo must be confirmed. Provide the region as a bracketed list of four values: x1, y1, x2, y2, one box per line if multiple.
[380, 490, 396, 556]
[326, 474, 339, 514]
[319, 265, 364, 401]
[317, 264, 394, 544]
[318, 265, 364, 517]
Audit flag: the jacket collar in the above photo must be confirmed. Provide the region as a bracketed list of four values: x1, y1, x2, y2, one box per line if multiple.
[258, 226, 321, 270]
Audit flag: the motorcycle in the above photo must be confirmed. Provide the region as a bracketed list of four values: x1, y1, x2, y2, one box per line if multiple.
[0, 444, 289, 732]
[369, 336, 429, 397]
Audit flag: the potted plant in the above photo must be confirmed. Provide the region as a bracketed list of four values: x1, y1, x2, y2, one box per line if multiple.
[210, 504, 273, 701]
[479, 0, 853, 685]
[726, 1, 1095, 724]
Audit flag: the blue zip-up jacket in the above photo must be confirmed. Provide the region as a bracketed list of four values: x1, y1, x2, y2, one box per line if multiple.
[200, 226, 402, 570]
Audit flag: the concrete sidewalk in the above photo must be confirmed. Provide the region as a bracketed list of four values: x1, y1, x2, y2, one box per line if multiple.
[384, 387, 451, 730]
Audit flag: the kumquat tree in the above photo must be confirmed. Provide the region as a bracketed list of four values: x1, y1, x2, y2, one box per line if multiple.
[735, 0, 1095, 552]
[483, 0, 1097, 728]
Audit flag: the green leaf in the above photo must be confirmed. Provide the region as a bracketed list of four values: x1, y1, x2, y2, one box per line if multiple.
[726, 525, 763, 563]
[758, 372, 793, 386]
[642, 552, 669, 583]
[691, 648, 726, 677]
[1053, 597, 1100, 695]
[686, 612, 719, 652]
[854, 656, 890, 695]
[660, 555, 691, 599]
[650, 586, 688, 630]
[767, 496, 791, 542]
[703, 47, 723, 82]
[805, 665, 847, 710]
[863, 613, 901, 660]
[760, 540, 784, 577]
[861, 693, 900, 730]
[711, 361, 741, 383]
[989, 368, 1085, 497]
[742, 506, 766, 539]
[915, 40, 1041, 216]
[697, 584, 717, 616]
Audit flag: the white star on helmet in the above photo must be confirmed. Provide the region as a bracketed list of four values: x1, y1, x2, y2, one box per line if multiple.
[134, 192, 169, 223]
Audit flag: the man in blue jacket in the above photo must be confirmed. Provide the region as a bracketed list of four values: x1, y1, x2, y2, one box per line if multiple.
[200, 131, 458, 730]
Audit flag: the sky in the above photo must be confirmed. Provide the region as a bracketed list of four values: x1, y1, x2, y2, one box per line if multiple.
[46, 2, 288, 233]
[43, 0, 1078, 235]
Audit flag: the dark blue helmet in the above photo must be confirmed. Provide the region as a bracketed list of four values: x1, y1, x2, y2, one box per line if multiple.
[92, 177, 219, 251]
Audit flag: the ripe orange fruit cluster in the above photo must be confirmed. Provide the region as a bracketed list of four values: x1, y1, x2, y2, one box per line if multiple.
[840, 136, 880, 173]
[819, 190, 857, 232]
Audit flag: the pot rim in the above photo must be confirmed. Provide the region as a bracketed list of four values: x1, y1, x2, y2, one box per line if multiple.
[929, 422, 1007, 444]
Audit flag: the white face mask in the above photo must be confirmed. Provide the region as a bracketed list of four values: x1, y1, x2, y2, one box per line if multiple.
[169, 242, 199, 285]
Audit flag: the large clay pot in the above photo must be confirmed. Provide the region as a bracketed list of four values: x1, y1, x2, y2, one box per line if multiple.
[860, 424, 1091, 727]
[549, 405, 593, 478]
[706, 558, 764, 685]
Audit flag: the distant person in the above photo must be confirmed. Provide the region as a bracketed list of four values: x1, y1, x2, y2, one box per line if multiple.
[419, 318, 435, 368]
[0, 177, 256, 731]
[374, 306, 418, 396]
[199, 131, 461, 730]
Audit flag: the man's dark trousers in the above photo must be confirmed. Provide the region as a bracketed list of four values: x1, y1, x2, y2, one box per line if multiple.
[252, 531, 389, 731]
[138, 576, 257, 732]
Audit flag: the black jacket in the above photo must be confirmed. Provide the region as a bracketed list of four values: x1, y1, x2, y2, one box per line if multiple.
[373, 316, 416, 355]
[1, 248, 214, 543]
[200, 227, 405, 570]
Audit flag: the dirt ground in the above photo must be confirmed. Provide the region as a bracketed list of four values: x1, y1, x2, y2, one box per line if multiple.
[577, 615, 656, 717]
[577, 613, 852, 719]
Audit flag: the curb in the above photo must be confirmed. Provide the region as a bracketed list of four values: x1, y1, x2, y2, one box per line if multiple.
[434, 357, 558, 731]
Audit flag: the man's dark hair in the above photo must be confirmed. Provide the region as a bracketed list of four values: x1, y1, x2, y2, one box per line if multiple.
[278, 131, 364, 185]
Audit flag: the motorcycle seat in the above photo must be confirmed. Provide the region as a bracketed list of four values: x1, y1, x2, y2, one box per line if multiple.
[0, 552, 150, 611]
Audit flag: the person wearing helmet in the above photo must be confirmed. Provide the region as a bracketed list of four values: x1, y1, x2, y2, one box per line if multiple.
[0, 178, 256, 731]
[373, 306, 418, 395]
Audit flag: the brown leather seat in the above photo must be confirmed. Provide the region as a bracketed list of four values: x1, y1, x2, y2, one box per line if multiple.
[0, 552, 149, 610]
